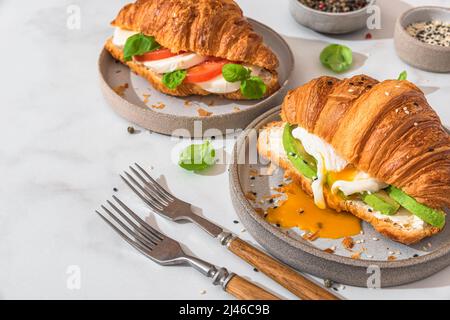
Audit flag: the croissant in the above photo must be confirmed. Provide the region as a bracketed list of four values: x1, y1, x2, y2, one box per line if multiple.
[258, 75, 449, 244]
[105, 0, 280, 99]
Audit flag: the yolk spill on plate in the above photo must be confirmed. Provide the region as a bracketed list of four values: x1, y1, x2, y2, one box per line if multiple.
[266, 182, 361, 239]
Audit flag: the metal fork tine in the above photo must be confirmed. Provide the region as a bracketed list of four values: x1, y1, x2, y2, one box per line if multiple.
[128, 166, 170, 204]
[95, 210, 153, 255]
[134, 163, 174, 201]
[120, 174, 164, 212]
[101, 204, 158, 248]
[124, 171, 168, 207]
[106, 200, 161, 245]
[112, 195, 165, 241]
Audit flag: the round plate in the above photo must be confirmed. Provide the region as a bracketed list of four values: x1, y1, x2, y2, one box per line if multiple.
[98, 18, 294, 138]
[229, 106, 450, 287]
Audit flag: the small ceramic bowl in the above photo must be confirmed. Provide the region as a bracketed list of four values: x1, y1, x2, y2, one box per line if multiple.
[394, 6, 450, 73]
[289, 0, 375, 34]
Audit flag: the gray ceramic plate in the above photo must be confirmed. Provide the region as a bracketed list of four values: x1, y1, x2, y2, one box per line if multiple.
[229, 106, 450, 287]
[98, 18, 294, 138]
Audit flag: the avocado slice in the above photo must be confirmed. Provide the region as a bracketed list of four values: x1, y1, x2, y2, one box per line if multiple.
[282, 123, 317, 179]
[387, 186, 446, 228]
[362, 190, 400, 215]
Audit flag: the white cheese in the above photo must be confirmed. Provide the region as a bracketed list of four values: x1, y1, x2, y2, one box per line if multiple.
[196, 65, 263, 94]
[142, 53, 207, 74]
[112, 27, 138, 47]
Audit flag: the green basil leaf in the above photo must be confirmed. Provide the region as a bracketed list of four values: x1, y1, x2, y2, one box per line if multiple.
[398, 70, 408, 80]
[162, 70, 187, 90]
[240, 76, 267, 99]
[320, 44, 353, 73]
[179, 141, 216, 171]
[222, 63, 251, 82]
[123, 33, 160, 61]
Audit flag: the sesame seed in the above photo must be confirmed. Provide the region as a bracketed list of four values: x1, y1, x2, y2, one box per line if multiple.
[414, 122, 418, 126]
[385, 91, 390, 96]
[372, 237, 379, 241]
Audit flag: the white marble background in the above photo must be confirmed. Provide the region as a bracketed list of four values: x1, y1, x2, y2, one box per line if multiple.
[0, 0, 449, 299]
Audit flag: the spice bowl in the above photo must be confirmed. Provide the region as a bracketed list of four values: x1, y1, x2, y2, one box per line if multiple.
[394, 6, 450, 73]
[289, 0, 375, 34]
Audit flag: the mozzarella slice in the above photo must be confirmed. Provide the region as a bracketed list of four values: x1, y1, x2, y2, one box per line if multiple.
[142, 53, 207, 74]
[196, 65, 263, 94]
[112, 27, 139, 46]
[331, 172, 388, 196]
[196, 74, 241, 94]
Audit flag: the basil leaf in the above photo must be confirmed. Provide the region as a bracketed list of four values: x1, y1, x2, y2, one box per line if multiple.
[123, 33, 160, 61]
[398, 70, 407, 80]
[320, 44, 353, 73]
[179, 141, 216, 171]
[162, 70, 187, 90]
[240, 76, 267, 99]
[222, 63, 251, 82]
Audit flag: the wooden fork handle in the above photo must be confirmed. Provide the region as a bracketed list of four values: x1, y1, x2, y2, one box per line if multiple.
[227, 237, 340, 300]
[225, 274, 280, 300]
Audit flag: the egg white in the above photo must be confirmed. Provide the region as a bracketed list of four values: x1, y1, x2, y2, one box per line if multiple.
[291, 126, 386, 208]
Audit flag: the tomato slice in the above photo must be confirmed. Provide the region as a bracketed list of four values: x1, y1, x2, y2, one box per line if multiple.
[184, 59, 229, 83]
[133, 48, 180, 62]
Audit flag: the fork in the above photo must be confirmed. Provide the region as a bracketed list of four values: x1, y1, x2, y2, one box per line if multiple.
[120, 163, 340, 300]
[96, 196, 280, 300]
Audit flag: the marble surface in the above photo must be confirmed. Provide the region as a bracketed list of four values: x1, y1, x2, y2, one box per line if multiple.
[0, 0, 449, 300]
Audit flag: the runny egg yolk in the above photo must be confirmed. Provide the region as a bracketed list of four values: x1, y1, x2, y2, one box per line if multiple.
[291, 126, 387, 208]
[266, 182, 361, 239]
[327, 166, 358, 185]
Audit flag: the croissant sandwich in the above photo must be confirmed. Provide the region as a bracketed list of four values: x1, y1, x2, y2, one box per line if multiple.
[258, 75, 449, 245]
[105, 0, 280, 100]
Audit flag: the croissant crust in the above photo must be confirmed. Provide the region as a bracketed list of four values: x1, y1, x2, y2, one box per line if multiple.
[281, 75, 450, 210]
[111, 0, 279, 71]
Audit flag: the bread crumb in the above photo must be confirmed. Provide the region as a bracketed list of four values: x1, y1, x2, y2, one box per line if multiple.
[151, 102, 165, 109]
[387, 255, 397, 261]
[233, 106, 241, 113]
[342, 237, 355, 250]
[244, 192, 256, 201]
[197, 108, 212, 117]
[200, 289, 207, 295]
[323, 248, 335, 254]
[302, 230, 320, 241]
[184, 100, 193, 107]
[351, 252, 361, 260]
[113, 83, 129, 97]
[254, 207, 264, 215]
[142, 93, 151, 104]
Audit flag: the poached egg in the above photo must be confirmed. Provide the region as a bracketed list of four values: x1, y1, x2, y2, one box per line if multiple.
[291, 126, 387, 208]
